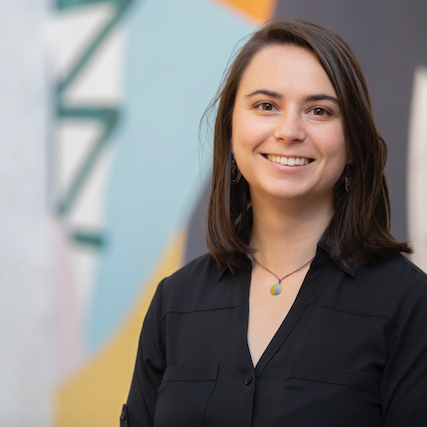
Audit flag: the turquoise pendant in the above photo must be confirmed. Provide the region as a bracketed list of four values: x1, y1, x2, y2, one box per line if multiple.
[270, 283, 282, 295]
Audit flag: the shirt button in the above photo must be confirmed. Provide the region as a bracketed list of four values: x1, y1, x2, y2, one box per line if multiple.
[245, 375, 252, 385]
[120, 406, 127, 421]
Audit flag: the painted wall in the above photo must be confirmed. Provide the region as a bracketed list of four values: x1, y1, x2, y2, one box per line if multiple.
[0, 0, 425, 425]
[0, 0, 53, 425]
[52, 1, 270, 426]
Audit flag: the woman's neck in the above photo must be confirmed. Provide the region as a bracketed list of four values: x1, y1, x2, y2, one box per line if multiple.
[249, 194, 333, 271]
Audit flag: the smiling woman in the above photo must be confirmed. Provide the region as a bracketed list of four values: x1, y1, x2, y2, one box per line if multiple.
[122, 19, 427, 427]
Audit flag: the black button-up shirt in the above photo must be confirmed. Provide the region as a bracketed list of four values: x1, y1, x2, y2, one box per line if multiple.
[123, 243, 427, 426]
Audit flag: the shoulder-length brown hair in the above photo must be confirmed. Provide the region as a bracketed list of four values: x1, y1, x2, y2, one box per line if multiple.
[204, 18, 411, 272]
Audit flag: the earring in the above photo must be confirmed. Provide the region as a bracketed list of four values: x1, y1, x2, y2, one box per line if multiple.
[344, 165, 351, 193]
[231, 155, 241, 184]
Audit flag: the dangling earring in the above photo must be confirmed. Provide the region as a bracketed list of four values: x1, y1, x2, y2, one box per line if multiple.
[231, 155, 241, 184]
[344, 165, 351, 193]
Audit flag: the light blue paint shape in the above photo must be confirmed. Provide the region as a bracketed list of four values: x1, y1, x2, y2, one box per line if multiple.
[87, 0, 253, 354]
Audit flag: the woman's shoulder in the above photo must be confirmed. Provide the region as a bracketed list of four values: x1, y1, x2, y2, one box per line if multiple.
[359, 253, 427, 290]
[392, 254, 427, 282]
[354, 254, 427, 325]
[157, 252, 236, 312]
[163, 252, 221, 286]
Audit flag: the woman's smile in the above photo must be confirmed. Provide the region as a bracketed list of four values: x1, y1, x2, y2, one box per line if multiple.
[264, 154, 313, 167]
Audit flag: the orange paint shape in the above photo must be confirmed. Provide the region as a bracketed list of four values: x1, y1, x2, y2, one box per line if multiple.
[212, 0, 277, 22]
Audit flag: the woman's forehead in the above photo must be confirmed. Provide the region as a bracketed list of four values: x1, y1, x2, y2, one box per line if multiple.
[236, 44, 337, 99]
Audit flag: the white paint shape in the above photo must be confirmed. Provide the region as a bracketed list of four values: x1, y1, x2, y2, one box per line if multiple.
[65, 27, 127, 103]
[51, 3, 113, 77]
[55, 119, 103, 198]
[50, 2, 127, 368]
[407, 66, 427, 272]
[50, 3, 126, 103]
[0, 0, 54, 425]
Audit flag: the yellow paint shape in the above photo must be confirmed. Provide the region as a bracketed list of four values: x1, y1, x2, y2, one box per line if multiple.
[212, 0, 277, 22]
[56, 231, 187, 427]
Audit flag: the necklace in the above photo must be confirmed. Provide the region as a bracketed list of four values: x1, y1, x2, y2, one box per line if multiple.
[250, 254, 315, 295]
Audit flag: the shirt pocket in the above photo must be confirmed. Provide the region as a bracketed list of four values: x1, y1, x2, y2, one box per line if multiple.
[286, 362, 376, 390]
[154, 364, 218, 427]
[284, 363, 380, 426]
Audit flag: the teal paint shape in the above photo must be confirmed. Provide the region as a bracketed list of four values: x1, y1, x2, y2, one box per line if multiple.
[55, 0, 132, 219]
[56, 106, 119, 216]
[87, 0, 252, 354]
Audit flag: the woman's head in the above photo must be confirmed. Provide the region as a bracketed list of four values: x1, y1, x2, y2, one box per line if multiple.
[231, 43, 351, 215]
[205, 18, 410, 271]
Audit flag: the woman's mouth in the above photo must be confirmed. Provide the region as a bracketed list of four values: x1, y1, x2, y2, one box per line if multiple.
[266, 154, 313, 166]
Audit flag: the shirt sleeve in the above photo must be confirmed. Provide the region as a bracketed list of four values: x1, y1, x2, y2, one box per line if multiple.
[380, 279, 427, 426]
[124, 279, 166, 427]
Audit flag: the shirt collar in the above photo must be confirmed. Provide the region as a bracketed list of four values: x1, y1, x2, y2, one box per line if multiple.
[317, 240, 359, 277]
[217, 252, 251, 283]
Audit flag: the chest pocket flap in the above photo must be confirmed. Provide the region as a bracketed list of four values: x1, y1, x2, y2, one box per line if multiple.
[154, 364, 218, 427]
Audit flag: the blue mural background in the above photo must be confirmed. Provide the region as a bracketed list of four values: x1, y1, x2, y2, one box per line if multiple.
[87, 0, 253, 355]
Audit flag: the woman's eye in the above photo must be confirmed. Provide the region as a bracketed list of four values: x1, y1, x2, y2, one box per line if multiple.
[310, 107, 328, 116]
[258, 102, 275, 111]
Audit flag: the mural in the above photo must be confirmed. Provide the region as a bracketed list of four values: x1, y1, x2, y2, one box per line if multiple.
[53, 1, 272, 425]
[21, 0, 424, 425]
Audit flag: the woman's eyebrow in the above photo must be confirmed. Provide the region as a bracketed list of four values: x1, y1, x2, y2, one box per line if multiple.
[305, 94, 339, 105]
[245, 91, 339, 105]
[246, 89, 282, 99]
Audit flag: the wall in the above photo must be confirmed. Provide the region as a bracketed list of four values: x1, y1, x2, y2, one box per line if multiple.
[0, 0, 425, 425]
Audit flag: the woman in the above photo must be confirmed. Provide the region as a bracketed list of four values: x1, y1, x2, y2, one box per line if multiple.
[122, 19, 427, 426]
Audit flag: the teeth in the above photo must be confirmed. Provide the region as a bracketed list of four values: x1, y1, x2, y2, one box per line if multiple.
[267, 155, 310, 166]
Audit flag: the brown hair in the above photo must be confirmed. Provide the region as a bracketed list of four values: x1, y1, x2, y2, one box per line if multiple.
[204, 18, 411, 272]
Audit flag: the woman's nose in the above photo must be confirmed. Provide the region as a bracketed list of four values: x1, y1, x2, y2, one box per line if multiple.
[273, 108, 306, 143]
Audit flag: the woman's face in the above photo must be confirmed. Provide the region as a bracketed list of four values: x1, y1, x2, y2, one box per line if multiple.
[231, 44, 352, 209]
